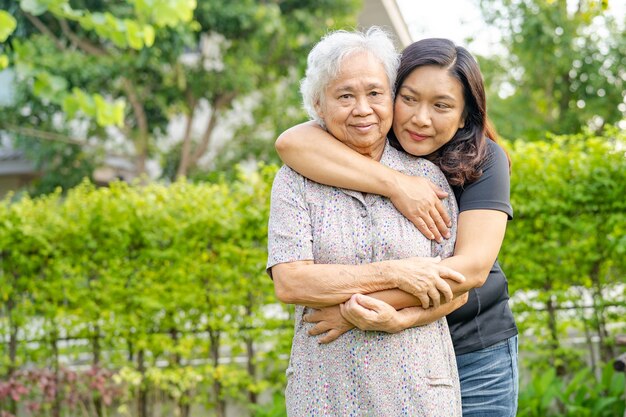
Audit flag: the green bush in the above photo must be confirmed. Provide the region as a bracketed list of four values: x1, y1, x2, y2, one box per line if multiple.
[518, 362, 625, 417]
[0, 164, 291, 416]
[501, 126, 626, 374]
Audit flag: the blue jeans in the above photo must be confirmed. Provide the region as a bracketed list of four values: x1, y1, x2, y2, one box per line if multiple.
[455, 335, 519, 417]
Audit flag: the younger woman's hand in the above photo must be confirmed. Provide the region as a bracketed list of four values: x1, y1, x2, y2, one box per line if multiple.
[304, 305, 355, 344]
[389, 173, 451, 242]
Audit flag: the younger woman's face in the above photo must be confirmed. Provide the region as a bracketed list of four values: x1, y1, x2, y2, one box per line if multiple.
[392, 65, 466, 156]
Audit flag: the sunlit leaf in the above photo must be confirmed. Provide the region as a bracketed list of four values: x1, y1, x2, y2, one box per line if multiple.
[143, 24, 155, 47]
[124, 18, 143, 49]
[0, 10, 17, 42]
[20, 0, 48, 16]
[32, 71, 68, 100]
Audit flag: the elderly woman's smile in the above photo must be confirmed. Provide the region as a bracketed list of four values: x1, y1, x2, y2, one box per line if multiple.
[314, 51, 393, 161]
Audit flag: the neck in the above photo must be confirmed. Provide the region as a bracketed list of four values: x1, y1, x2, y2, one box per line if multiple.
[351, 141, 386, 162]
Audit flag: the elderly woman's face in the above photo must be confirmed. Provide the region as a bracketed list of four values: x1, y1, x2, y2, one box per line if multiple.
[315, 52, 393, 160]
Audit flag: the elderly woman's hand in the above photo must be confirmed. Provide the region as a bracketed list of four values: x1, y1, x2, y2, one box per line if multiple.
[388, 172, 452, 242]
[340, 294, 404, 333]
[305, 306, 355, 344]
[387, 256, 466, 309]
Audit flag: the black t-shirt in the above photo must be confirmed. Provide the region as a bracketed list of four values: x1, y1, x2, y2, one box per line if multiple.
[446, 140, 518, 355]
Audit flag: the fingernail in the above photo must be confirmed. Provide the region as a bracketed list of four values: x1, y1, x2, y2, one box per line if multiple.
[444, 232, 451, 239]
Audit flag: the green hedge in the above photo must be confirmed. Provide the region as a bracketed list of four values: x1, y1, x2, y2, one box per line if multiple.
[502, 127, 626, 374]
[502, 127, 626, 415]
[0, 165, 291, 416]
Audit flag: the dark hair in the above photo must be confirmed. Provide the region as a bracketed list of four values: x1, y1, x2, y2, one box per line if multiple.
[388, 38, 502, 186]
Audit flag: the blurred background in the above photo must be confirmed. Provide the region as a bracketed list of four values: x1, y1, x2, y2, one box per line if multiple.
[0, 1, 624, 416]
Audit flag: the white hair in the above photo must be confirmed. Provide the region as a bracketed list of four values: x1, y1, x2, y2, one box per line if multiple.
[300, 27, 400, 127]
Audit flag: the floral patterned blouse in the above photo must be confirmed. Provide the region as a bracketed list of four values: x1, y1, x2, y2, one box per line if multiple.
[267, 142, 462, 416]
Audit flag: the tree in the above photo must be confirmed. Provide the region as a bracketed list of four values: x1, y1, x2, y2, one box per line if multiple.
[477, 0, 625, 140]
[0, 0, 359, 194]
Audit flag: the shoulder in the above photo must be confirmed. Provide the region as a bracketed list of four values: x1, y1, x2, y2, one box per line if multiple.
[483, 140, 509, 173]
[274, 164, 305, 183]
[271, 165, 306, 194]
[456, 139, 513, 217]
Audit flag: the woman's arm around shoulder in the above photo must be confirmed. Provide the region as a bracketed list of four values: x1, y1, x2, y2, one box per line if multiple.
[275, 121, 452, 240]
[276, 121, 401, 196]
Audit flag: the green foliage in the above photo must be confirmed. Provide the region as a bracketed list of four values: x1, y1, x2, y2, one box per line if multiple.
[518, 362, 626, 417]
[250, 393, 288, 417]
[0, 9, 16, 41]
[504, 127, 626, 292]
[0, 9, 16, 67]
[18, 0, 193, 46]
[0, 0, 359, 194]
[0, 164, 291, 414]
[502, 126, 626, 375]
[518, 367, 563, 416]
[478, 0, 625, 139]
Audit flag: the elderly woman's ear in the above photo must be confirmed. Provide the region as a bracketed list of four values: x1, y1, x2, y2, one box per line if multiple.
[314, 100, 325, 121]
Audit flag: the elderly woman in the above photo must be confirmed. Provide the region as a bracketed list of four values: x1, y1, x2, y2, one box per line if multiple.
[267, 28, 465, 416]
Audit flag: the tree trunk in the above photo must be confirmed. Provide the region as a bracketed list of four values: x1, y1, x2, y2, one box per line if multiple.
[209, 328, 225, 417]
[186, 93, 236, 174]
[246, 337, 257, 405]
[7, 296, 18, 416]
[93, 325, 103, 417]
[589, 262, 614, 362]
[546, 295, 566, 376]
[52, 329, 61, 417]
[122, 77, 150, 178]
[127, 337, 134, 362]
[169, 326, 181, 366]
[245, 299, 257, 405]
[135, 135, 148, 179]
[169, 325, 190, 417]
[92, 326, 101, 365]
[557, 72, 572, 126]
[581, 307, 597, 376]
[7, 298, 17, 374]
[176, 92, 197, 179]
[137, 349, 148, 417]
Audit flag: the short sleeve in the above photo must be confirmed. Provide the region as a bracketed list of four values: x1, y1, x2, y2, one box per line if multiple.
[266, 166, 315, 276]
[455, 140, 513, 219]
